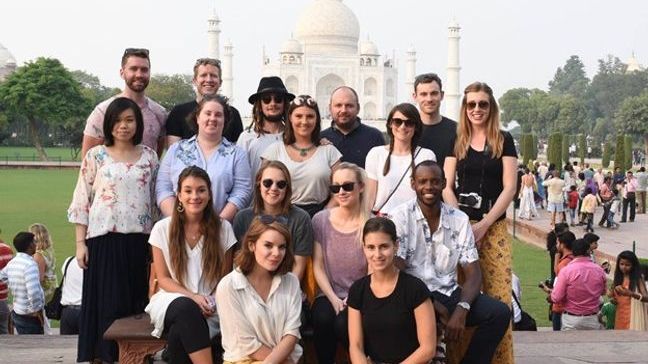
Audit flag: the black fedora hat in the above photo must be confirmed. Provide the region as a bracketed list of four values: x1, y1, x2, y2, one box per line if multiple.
[248, 76, 295, 104]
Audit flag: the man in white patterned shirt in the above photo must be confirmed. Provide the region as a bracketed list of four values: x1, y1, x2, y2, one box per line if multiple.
[0, 232, 44, 334]
[390, 160, 509, 364]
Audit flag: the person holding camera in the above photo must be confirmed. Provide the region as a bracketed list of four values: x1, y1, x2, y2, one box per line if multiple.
[146, 166, 237, 363]
[442, 82, 517, 364]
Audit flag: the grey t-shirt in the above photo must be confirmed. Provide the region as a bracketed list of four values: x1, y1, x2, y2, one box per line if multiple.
[232, 207, 314, 256]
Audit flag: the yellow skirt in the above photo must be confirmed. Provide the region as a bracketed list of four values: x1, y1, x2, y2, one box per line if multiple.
[446, 219, 514, 364]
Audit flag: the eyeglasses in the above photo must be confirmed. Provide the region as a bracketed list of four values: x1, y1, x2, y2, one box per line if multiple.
[329, 182, 355, 193]
[466, 100, 490, 111]
[123, 48, 150, 58]
[292, 96, 317, 107]
[262, 95, 285, 104]
[195, 57, 221, 68]
[261, 179, 288, 190]
[390, 118, 416, 128]
[258, 214, 289, 225]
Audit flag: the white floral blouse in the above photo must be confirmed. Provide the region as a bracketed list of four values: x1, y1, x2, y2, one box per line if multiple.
[68, 145, 159, 239]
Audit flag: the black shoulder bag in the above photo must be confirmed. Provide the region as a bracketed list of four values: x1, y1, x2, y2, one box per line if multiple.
[512, 289, 537, 331]
[45, 257, 73, 320]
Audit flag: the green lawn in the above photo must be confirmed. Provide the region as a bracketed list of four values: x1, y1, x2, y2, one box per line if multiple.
[0, 146, 81, 162]
[1, 168, 555, 326]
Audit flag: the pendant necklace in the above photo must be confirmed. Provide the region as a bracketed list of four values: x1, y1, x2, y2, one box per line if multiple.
[291, 143, 315, 157]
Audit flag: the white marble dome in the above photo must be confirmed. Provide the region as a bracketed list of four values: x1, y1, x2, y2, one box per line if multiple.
[294, 0, 360, 55]
[359, 38, 379, 55]
[281, 37, 303, 54]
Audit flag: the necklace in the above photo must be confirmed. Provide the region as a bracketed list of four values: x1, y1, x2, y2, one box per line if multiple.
[290, 143, 315, 157]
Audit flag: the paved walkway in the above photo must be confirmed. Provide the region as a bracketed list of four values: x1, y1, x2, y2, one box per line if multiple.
[508, 203, 648, 261]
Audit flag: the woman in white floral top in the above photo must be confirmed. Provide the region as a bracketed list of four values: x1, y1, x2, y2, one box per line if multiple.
[68, 97, 159, 363]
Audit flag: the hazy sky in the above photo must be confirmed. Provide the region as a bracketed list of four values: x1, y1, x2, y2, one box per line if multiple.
[1, 0, 647, 114]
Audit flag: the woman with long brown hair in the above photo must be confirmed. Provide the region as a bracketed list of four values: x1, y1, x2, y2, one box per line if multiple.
[442, 82, 517, 364]
[146, 166, 237, 363]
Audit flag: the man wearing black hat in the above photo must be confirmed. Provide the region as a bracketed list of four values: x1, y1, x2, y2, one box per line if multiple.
[165, 58, 244, 147]
[238, 76, 295, 178]
[320, 86, 385, 168]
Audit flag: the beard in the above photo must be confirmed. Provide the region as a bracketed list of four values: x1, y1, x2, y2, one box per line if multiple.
[264, 113, 284, 122]
[126, 77, 149, 93]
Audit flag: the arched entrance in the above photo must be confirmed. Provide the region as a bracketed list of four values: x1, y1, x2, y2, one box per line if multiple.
[315, 74, 345, 119]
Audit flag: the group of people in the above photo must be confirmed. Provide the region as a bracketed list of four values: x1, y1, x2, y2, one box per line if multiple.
[517, 160, 647, 231]
[3, 47, 522, 364]
[542, 224, 648, 331]
[0, 224, 83, 335]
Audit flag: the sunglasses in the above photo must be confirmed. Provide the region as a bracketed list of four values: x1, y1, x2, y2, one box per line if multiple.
[466, 100, 490, 111]
[262, 95, 285, 104]
[195, 57, 221, 67]
[390, 118, 416, 128]
[261, 178, 288, 190]
[292, 96, 317, 107]
[329, 182, 355, 193]
[258, 214, 289, 225]
[123, 48, 149, 58]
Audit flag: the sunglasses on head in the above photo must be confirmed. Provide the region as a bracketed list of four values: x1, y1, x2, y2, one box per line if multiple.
[123, 48, 149, 58]
[390, 118, 416, 128]
[195, 57, 221, 67]
[258, 214, 289, 225]
[292, 96, 317, 107]
[329, 182, 355, 193]
[466, 100, 490, 111]
[261, 178, 288, 190]
[261, 95, 285, 104]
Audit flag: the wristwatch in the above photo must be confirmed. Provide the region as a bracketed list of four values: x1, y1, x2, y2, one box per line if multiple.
[457, 301, 471, 311]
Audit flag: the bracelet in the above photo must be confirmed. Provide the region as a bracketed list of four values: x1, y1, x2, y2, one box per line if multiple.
[637, 294, 644, 301]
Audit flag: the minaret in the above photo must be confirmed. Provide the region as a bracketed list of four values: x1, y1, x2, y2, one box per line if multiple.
[405, 45, 417, 94]
[222, 40, 234, 100]
[207, 10, 221, 59]
[446, 19, 461, 121]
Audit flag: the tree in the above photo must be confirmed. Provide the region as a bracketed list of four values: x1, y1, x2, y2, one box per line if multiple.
[615, 92, 648, 159]
[562, 134, 571, 165]
[554, 96, 588, 134]
[624, 135, 633, 170]
[614, 134, 625, 171]
[549, 55, 590, 98]
[602, 141, 611, 168]
[520, 133, 533, 165]
[146, 74, 194, 110]
[499, 88, 560, 137]
[578, 134, 587, 164]
[0, 58, 87, 160]
[548, 132, 562, 168]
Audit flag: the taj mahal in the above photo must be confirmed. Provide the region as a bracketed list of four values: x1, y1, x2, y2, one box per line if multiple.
[205, 0, 463, 123]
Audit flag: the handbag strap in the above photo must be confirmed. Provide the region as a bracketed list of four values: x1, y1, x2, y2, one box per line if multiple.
[511, 289, 522, 308]
[375, 147, 422, 213]
[58, 256, 74, 289]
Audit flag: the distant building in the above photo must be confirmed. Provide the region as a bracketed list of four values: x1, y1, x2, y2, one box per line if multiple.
[0, 43, 17, 81]
[626, 52, 644, 73]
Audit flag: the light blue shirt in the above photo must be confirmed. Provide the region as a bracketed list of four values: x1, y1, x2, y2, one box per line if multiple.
[0, 252, 44, 315]
[156, 136, 252, 213]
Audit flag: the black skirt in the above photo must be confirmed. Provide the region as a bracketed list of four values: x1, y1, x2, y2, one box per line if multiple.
[77, 232, 150, 363]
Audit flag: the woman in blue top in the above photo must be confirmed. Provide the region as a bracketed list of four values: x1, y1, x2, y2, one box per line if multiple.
[157, 95, 252, 222]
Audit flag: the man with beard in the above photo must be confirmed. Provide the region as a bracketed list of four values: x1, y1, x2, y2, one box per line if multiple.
[81, 48, 167, 157]
[390, 160, 510, 364]
[165, 58, 243, 147]
[413, 73, 457, 168]
[237, 76, 295, 178]
[320, 86, 384, 168]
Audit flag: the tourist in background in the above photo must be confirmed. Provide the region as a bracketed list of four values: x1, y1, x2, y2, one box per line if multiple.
[216, 218, 303, 364]
[147, 166, 237, 363]
[636, 166, 647, 214]
[157, 94, 251, 222]
[262, 95, 342, 217]
[59, 256, 83, 335]
[312, 163, 370, 364]
[0, 236, 13, 334]
[621, 170, 638, 223]
[543, 170, 566, 226]
[609, 251, 648, 330]
[69, 97, 158, 362]
[442, 82, 517, 363]
[233, 160, 313, 281]
[28, 223, 57, 302]
[365, 102, 436, 217]
[518, 167, 538, 220]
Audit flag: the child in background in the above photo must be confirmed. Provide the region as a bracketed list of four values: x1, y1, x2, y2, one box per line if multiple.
[609, 251, 648, 330]
[28, 223, 57, 302]
[607, 188, 621, 229]
[567, 185, 580, 226]
[580, 188, 597, 233]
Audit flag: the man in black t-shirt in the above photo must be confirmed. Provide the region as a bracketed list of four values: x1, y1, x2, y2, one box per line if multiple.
[320, 86, 385, 168]
[413, 73, 457, 168]
[165, 58, 243, 147]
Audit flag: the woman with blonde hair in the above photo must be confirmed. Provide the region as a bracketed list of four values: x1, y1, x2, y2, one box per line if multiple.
[216, 218, 302, 364]
[442, 82, 517, 363]
[311, 162, 370, 364]
[29, 223, 57, 302]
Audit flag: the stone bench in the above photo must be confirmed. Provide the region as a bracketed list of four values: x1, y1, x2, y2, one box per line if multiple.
[103, 313, 166, 364]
